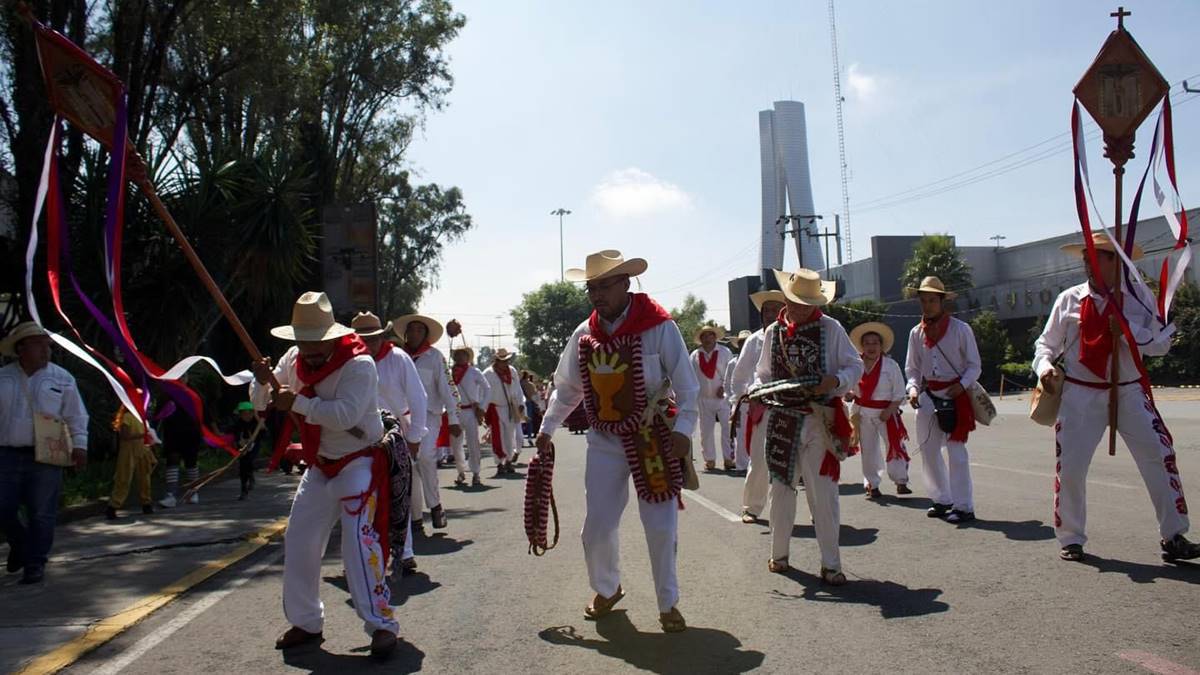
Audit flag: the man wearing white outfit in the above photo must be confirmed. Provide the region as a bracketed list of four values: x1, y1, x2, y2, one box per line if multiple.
[253, 292, 397, 659]
[536, 250, 697, 633]
[757, 270, 861, 586]
[449, 346, 490, 487]
[483, 348, 525, 477]
[733, 290, 786, 524]
[1033, 233, 1198, 563]
[846, 322, 911, 499]
[395, 314, 459, 532]
[905, 276, 982, 525]
[691, 325, 734, 472]
[723, 330, 752, 475]
[352, 311, 427, 576]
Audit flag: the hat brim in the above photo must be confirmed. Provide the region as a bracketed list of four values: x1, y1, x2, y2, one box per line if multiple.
[694, 326, 726, 342]
[750, 290, 787, 311]
[354, 321, 393, 338]
[773, 269, 830, 306]
[451, 347, 475, 362]
[1060, 242, 1145, 262]
[564, 258, 648, 283]
[494, 353, 516, 362]
[0, 324, 50, 357]
[849, 322, 895, 353]
[905, 286, 959, 300]
[392, 314, 445, 346]
[269, 323, 356, 342]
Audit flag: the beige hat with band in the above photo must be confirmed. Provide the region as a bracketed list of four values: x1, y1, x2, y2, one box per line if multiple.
[270, 292, 355, 342]
[564, 249, 648, 283]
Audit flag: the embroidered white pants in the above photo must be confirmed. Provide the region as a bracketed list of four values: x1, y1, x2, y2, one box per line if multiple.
[915, 392, 974, 511]
[581, 429, 679, 612]
[698, 397, 733, 463]
[1055, 382, 1190, 547]
[858, 411, 909, 489]
[768, 413, 842, 571]
[283, 456, 397, 636]
[449, 412, 482, 475]
[741, 417, 770, 515]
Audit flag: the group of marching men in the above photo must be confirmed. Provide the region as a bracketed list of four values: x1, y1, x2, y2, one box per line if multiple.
[254, 235, 1197, 658]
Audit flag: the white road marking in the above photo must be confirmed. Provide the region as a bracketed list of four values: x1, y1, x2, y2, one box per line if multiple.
[90, 549, 284, 675]
[682, 490, 742, 522]
[1117, 650, 1200, 675]
[969, 462, 1136, 490]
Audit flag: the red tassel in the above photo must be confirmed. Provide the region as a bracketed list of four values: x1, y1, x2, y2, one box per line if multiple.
[819, 450, 840, 483]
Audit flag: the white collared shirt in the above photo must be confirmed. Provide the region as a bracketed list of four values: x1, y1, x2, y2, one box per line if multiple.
[249, 346, 384, 459]
[850, 355, 906, 419]
[904, 317, 982, 398]
[0, 362, 89, 448]
[483, 366, 525, 416]
[755, 315, 864, 395]
[1033, 281, 1173, 382]
[456, 366, 490, 408]
[729, 328, 765, 398]
[376, 347, 428, 443]
[540, 298, 699, 437]
[409, 347, 461, 423]
[723, 356, 738, 403]
[690, 344, 733, 400]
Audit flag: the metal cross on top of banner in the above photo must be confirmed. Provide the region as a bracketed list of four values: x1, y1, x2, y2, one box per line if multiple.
[1072, 7, 1169, 456]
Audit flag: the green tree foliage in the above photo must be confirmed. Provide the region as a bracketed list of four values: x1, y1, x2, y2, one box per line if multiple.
[670, 294, 717, 351]
[824, 299, 889, 334]
[901, 234, 973, 296]
[511, 282, 592, 376]
[1145, 282, 1200, 383]
[970, 310, 1012, 390]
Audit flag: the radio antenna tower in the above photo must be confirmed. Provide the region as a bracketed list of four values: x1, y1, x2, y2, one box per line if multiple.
[828, 0, 852, 260]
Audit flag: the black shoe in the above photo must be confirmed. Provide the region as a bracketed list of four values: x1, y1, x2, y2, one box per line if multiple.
[493, 467, 506, 478]
[1162, 534, 1200, 561]
[896, 484, 913, 495]
[945, 509, 975, 524]
[6, 544, 24, 574]
[105, 506, 118, 520]
[142, 504, 154, 515]
[865, 487, 883, 500]
[370, 629, 397, 660]
[19, 566, 44, 585]
[431, 505, 448, 529]
[400, 557, 418, 576]
[413, 519, 426, 537]
[926, 503, 952, 518]
[1060, 544, 1085, 562]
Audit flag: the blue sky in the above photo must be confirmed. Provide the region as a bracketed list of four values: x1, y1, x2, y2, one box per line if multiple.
[410, 0, 1200, 353]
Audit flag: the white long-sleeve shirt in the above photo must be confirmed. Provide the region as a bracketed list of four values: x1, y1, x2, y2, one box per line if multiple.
[408, 347, 460, 423]
[483, 366, 525, 422]
[1032, 281, 1173, 382]
[690, 344, 732, 400]
[723, 356, 739, 404]
[850, 356, 907, 420]
[540, 301, 700, 437]
[455, 366, 490, 409]
[0, 362, 89, 449]
[755, 316, 863, 397]
[730, 329, 765, 399]
[249, 346, 383, 459]
[376, 347, 428, 443]
[904, 317, 982, 398]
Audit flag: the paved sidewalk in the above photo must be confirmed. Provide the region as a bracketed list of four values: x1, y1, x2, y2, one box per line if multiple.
[0, 469, 299, 673]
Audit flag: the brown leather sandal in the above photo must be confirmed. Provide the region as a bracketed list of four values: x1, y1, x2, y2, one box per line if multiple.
[768, 557, 790, 573]
[820, 567, 847, 586]
[584, 586, 624, 620]
[659, 606, 687, 633]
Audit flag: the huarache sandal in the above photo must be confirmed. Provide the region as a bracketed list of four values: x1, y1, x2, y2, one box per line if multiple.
[768, 557, 790, 573]
[896, 483, 913, 495]
[584, 586, 624, 620]
[659, 607, 687, 633]
[820, 567, 847, 586]
[1059, 544, 1085, 562]
[741, 509, 758, 524]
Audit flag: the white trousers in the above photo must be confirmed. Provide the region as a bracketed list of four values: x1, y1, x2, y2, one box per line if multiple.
[450, 412, 482, 475]
[283, 456, 398, 636]
[1055, 382, 1190, 547]
[698, 397, 733, 463]
[741, 416, 770, 515]
[495, 416, 520, 465]
[581, 430, 679, 612]
[412, 411, 443, 519]
[768, 414, 841, 571]
[733, 406, 751, 470]
[402, 517, 414, 560]
[859, 412, 910, 489]
[915, 392, 974, 511]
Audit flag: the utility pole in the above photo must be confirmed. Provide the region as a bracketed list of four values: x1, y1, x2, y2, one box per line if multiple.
[777, 214, 823, 269]
[806, 223, 842, 277]
[990, 234, 1007, 249]
[551, 208, 572, 281]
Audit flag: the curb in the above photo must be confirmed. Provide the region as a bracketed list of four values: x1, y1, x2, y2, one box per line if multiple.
[15, 517, 289, 675]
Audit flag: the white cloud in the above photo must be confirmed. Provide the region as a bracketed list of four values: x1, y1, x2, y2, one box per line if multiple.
[846, 63, 879, 102]
[590, 167, 693, 218]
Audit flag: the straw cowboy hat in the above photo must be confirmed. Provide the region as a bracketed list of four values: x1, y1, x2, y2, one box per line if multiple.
[849, 322, 895, 353]
[772, 269, 833, 307]
[451, 345, 475, 363]
[270, 292, 355, 342]
[493, 347, 517, 362]
[727, 329, 753, 348]
[393, 314, 444, 346]
[564, 249, 648, 283]
[0, 321, 50, 357]
[906, 276, 958, 300]
[350, 311, 392, 338]
[694, 324, 726, 343]
[1060, 231, 1145, 261]
[750, 289, 787, 311]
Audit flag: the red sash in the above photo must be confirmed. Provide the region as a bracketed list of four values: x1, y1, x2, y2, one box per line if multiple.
[818, 400, 855, 483]
[1079, 295, 1115, 380]
[698, 350, 719, 379]
[485, 403, 507, 460]
[927, 379, 975, 442]
[857, 357, 909, 460]
[744, 402, 766, 452]
[315, 446, 392, 568]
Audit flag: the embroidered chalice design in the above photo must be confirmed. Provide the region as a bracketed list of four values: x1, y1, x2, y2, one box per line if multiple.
[588, 350, 629, 421]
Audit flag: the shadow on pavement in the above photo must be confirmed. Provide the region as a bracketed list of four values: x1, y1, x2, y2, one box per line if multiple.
[539, 610, 765, 674]
[390, 570, 442, 604]
[963, 518, 1055, 541]
[442, 506, 507, 520]
[773, 524, 880, 547]
[281, 637, 424, 673]
[771, 568, 950, 619]
[1079, 554, 1199, 584]
[414, 533, 473, 556]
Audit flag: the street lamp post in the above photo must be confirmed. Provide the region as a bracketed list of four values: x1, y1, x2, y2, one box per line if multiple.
[551, 208, 572, 281]
[776, 214, 823, 270]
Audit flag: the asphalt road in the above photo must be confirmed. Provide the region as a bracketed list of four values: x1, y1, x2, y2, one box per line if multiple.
[62, 398, 1200, 674]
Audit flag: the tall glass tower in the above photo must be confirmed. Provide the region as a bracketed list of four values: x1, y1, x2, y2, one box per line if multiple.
[759, 101, 824, 274]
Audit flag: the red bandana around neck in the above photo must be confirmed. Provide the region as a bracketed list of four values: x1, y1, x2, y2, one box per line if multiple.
[403, 341, 433, 359]
[922, 313, 951, 348]
[451, 363, 469, 385]
[858, 356, 882, 399]
[496, 366, 512, 385]
[1078, 295, 1115, 380]
[698, 349, 719, 379]
[588, 293, 672, 343]
[372, 341, 393, 362]
[777, 307, 824, 338]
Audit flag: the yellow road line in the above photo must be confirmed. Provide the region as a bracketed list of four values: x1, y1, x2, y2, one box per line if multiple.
[16, 517, 288, 675]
